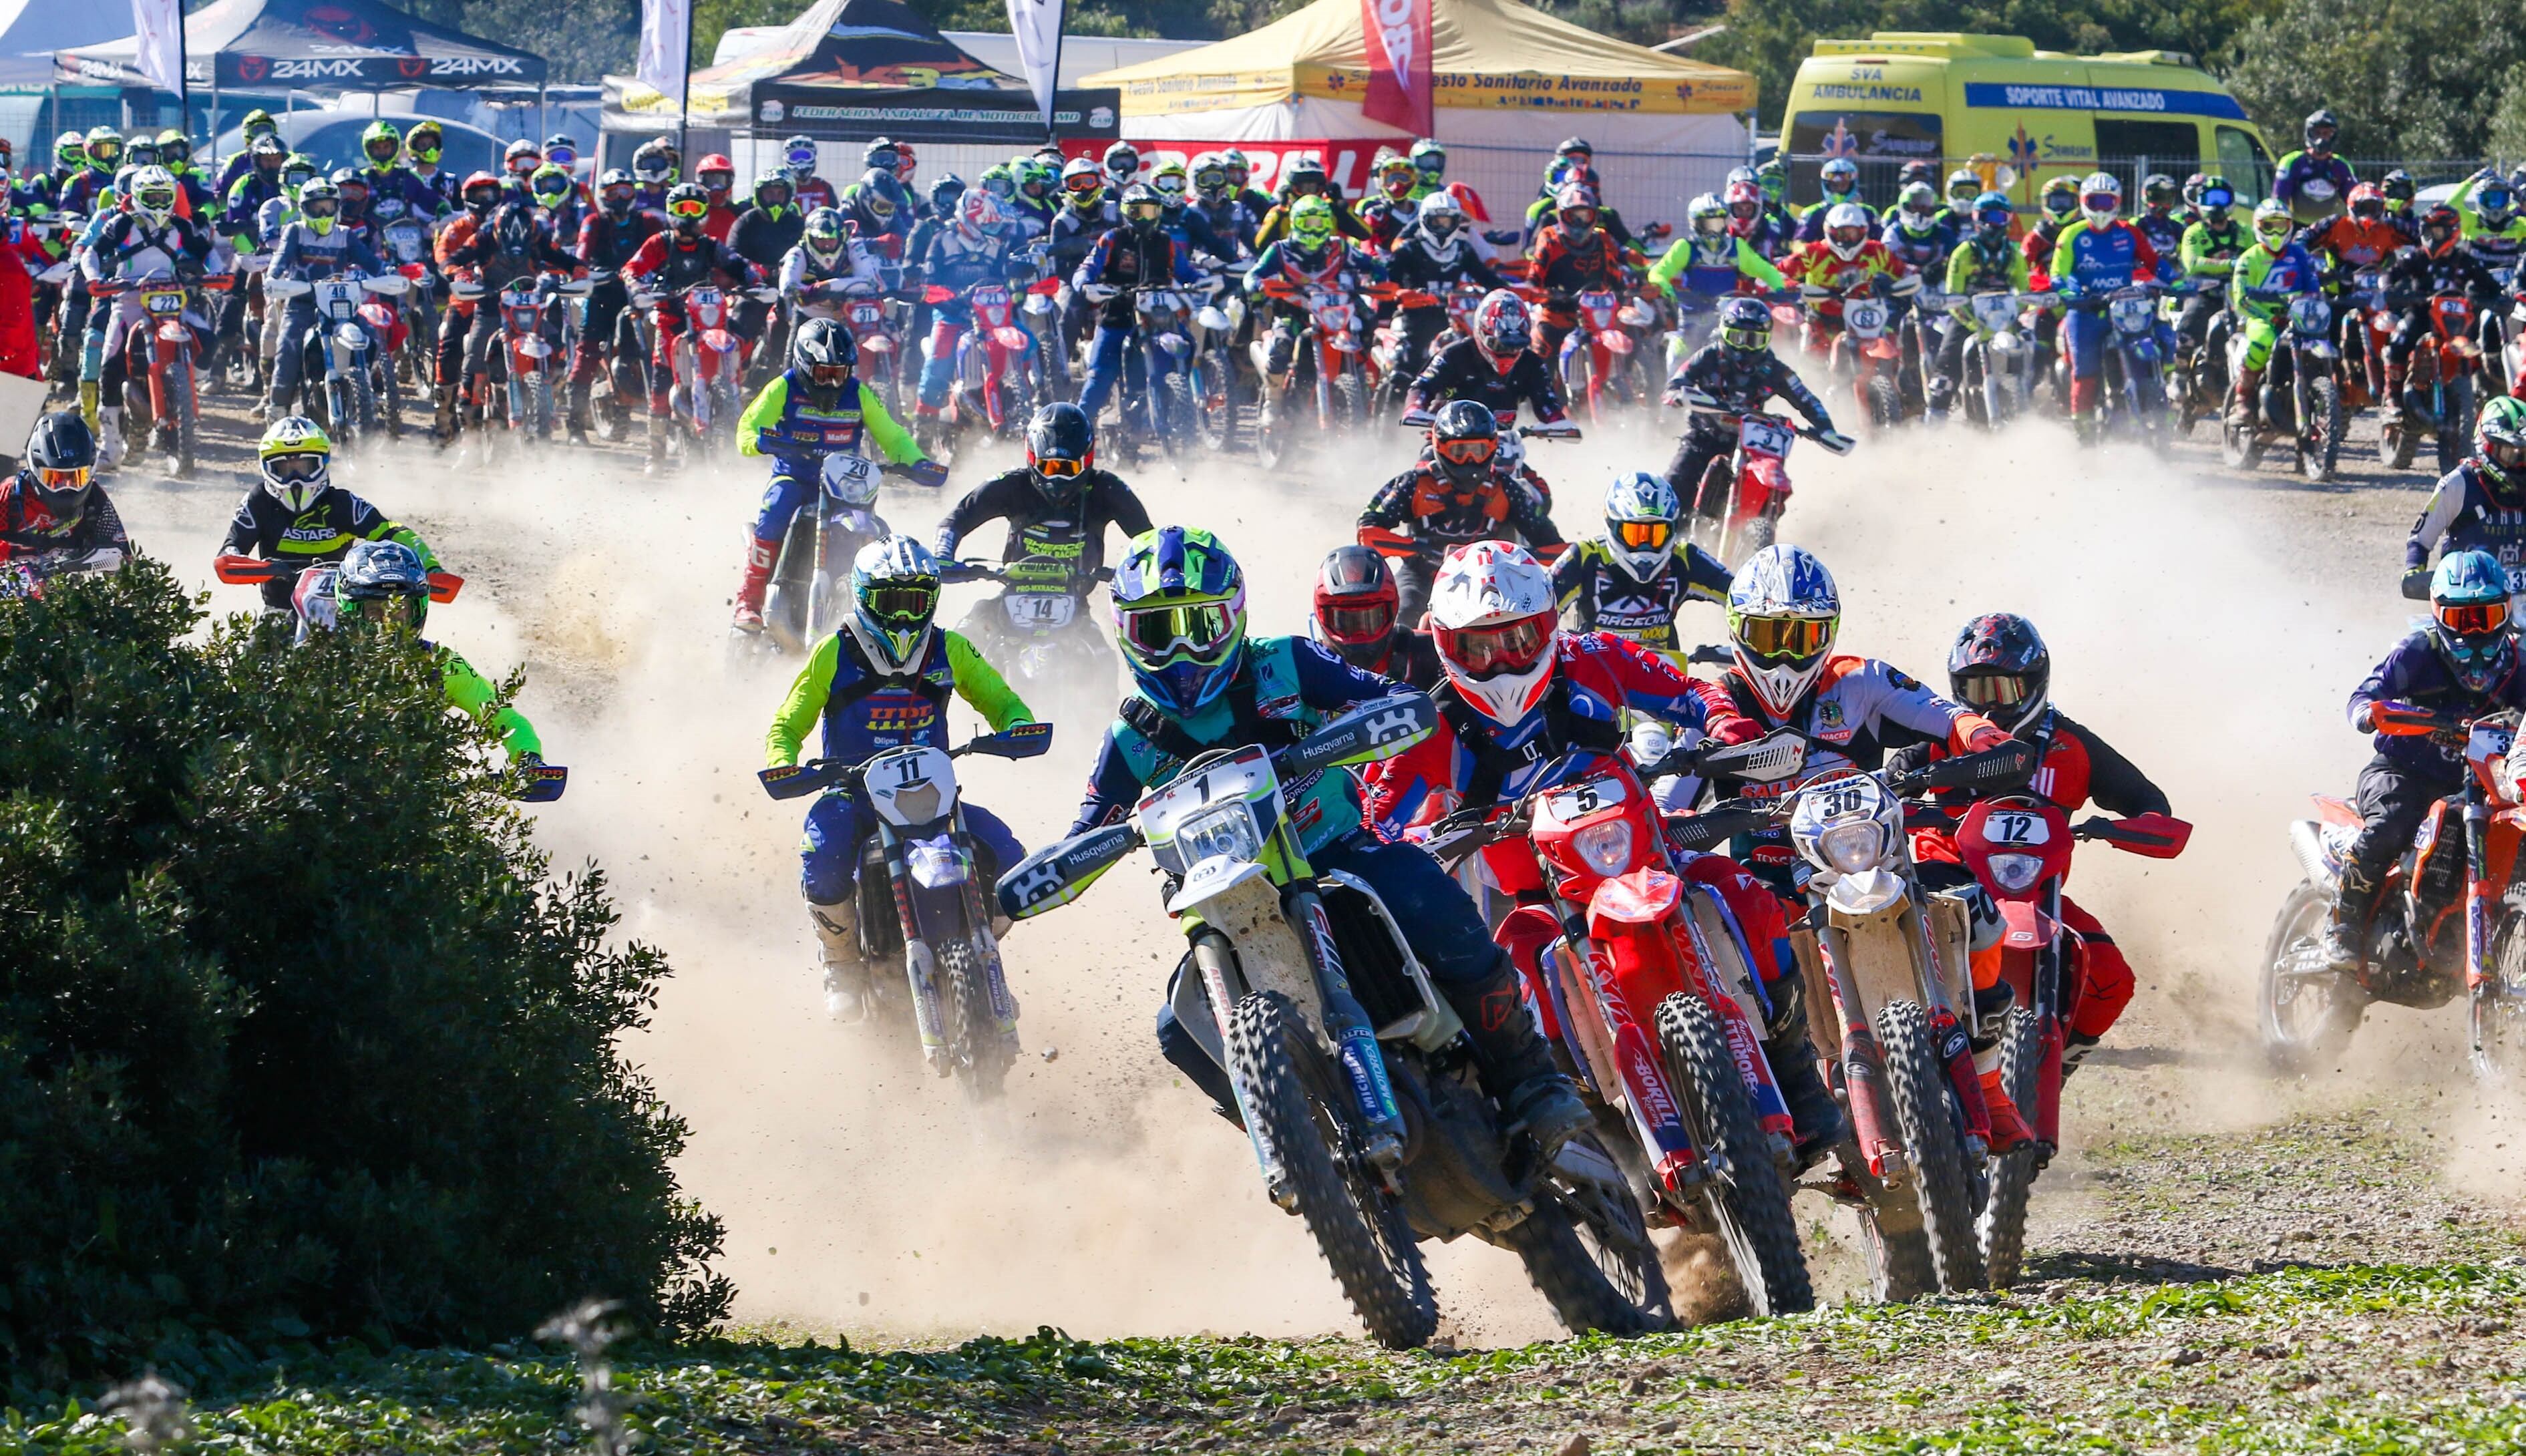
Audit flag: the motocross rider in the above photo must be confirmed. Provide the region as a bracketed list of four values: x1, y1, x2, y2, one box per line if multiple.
[1310, 544, 1440, 688]
[779, 205, 884, 317]
[2173, 176, 2249, 359]
[1660, 296, 1837, 516]
[1147, 158, 1235, 265]
[1795, 157, 1873, 242]
[292, 540, 548, 769]
[1071, 525, 1594, 1152]
[2227, 200, 2326, 431]
[912, 191, 1034, 425]
[218, 417, 437, 613]
[1401, 289, 1574, 431]
[568, 170, 662, 444]
[2272, 108, 2356, 226]
[1244, 195, 1378, 396]
[1190, 153, 1259, 258]
[1, 413, 128, 596]
[1781, 201, 1917, 355]
[621, 182, 767, 467]
[2402, 397, 2526, 603]
[2133, 174, 2187, 260]
[433, 176, 576, 443]
[783, 136, 838, 212]
[2047, 172, 2162, 435]
[2321, 550, 2526, 971]
[1045, 160, 1119, 385]
[2377, 203, 2503, 430]
[1646, 192, 1788, 309]
[1359, 400, 1565, 627]
[1527, 183, 1641, 361]
[1361, 540, 1852, 1166]
[2304, 183, 2408, 397]
[1252, 155, 1371, 247]
[1928, 192, 2034, 420]
[1720, 175, 1795, 266]
[1879, 182, 1958, 279]
[1075, 184, 1205, 440]
[77, 166, 216, 463]
[1381, 192, 1506, 383]
[1359, 152, 1425, 250]
[730, 317, 942, 631]
[764, 535, 1033, 1018]
[1551, 471, 1732, 657]
[933, 401, 1153, 659]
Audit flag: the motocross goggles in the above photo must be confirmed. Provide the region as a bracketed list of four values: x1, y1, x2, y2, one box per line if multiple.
[1561, 206, 1598, 230]
[2488, 438, 2526, 472]
[2479, 185, 2515, 218]
[1735, 613, 1833, 661]
[409, 140, 441, 164]
[665, 195, 709, 220]
[1193, 164, 1230, 192]
[1151, 174, 1188, 199]
[1121, 599, 1240, 663]
[1615, 519, 1673, 551]
[2438, 598, 2512, 638]
[2199, 184, 2234, 211]
[805, 363, 852, 389]
[1031, 454, 1085, 478]
[861, 579, 938, 628]
[264, 453, 326, 483]
[343, 592, 424, 630]
[2255, 213, 2294, 244]
[1826, 223, 1868, 250]
[864, 195, 898, 221]
[1063, 171, 1102, 197]
[299, 196, 339, 219]
[2351, 196, 2384, 220]
[1954, 671, 2032, 708]
[601, 182, 635, 208]
[1435, 612, 1551, 678]
[546, 143, 577, 168]
[365, 137, 398, 163]
[1123, 198, 1163, 224]
[35, 465, 93, 492]
[698, 169, 733, 192]
[1722, 319, 1770, 351]
[1433, 435, 1498, 467]
[1320, 601, 1395, 643]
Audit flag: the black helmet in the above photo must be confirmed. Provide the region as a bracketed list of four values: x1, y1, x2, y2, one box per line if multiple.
[2383, 168, 2416, 203]
[2304, 108, 2340, 150]
[598, 166, 635, 214]
[1429, 398, 1500, 484]
[665, 180, 709, 232]
[2141, 172, 2177, 208]
[1948, 612, 2050, 734]
[24, 410, 98, 520]
[1284, 156, 1328, 196]
[333, 539, 431, 633]
[1121, 182, 1162, 229]
[1024, 402, 1094, 503]
[791, 316, 857, 393]
[1719, 295, 1771, 352]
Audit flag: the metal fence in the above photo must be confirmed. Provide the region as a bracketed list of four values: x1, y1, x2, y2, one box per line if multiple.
[1441, 144, 1751, 234]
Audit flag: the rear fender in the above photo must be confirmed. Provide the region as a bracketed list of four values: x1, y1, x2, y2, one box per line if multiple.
[2312, 793, 2360, 828]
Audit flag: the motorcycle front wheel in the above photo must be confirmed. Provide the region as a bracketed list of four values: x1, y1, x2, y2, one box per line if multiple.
[1221, 978, 1435, 1349]
[2436, 373, 2475, 476]
[165, 351, 197, 478]
[938, 934, 1015, 1101]
[2260, 878, 2365, 1071]
[1877, 997, 1985, 1293]
[1976, 1007, 2042, 1289]
[1498, 1136, 1674, 1334]
[2471, 912, 2526, 1085]
[1658, 992, 1813, 1315]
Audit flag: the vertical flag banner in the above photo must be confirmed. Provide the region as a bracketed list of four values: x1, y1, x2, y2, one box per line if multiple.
[1008, 0, 1065, 132]
[637, 0, 692, 101]
[1361, 0, 1433, 137]
[130, 0, 185, 96]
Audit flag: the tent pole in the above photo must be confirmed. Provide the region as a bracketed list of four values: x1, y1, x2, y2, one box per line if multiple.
[210, 76, 220, 160]
[176, 3, 191, 145]
[677, 0, 695, 161]
[538, 82, 546, 145]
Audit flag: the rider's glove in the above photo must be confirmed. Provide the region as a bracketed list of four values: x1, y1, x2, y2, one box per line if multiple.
[1399, 407, 1435, 429]
[894, 459, 949, 489]
[2401, 566, 2434, 601]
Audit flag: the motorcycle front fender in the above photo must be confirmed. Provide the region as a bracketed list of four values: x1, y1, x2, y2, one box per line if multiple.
[1586, 865, 1684, 932]
[701, 328, 736, 353]
[992, 325, 1029, 351]
[1996, 897, 2058, 955]
[1598, 329, 1632, 355]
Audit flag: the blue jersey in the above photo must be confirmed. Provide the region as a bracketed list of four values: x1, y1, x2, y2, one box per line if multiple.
[2348, 630, 2526, 771]
[2048, 218, 2159, 297]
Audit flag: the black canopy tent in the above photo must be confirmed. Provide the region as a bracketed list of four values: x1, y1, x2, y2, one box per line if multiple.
[602, 0, 1115, 147]
[59, 0, 545, 146]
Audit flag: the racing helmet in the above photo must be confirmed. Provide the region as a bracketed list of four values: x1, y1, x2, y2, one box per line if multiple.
[1428, 399, 1501, 486]
[405, 120, 443, 163]
[1149, 157, 1192, 206]
[129, 165, 179, 228]
[2422, 203, 2463, 254]
[1973, 190, 2014, 241]
[83, 126, 122, 168]
[257, 415, 335, 512]
[1719, 295, 1772, 353]
[802, 206, 848, 265]
[1725, 179, 1763, 233]
[2304, 108, 2340, 152]
[1416, 189, 1465, 242]
[1429, 540, 1559, 725]
[2477, 395, 2526, 488]
[1219, 146, 1252, 185]
[783, 134, 819, 181]
[2079, 171, 2122, 226]
[790, 316, 858, 393]
[1823, 202, 1871, 260]
[1946, 168, 1980, 206]
[695, 152, 735, 200]
[2478, 179, 2517, 228]
[1604, 470, 1682, 583]
[630, 140, 674, 184]
[542, 134, 580, 170]
[1755, 159, 1787, 203]
[333, 540, 431, 634]
[2040, 175, 2080, 220]
[1025, 401, 1095, 505]
[1190, 152, 1231, 197]
[2141, 172, 2178, 210]
[1727, 544, 1839, 719]
[1111, 526, 1248, 715]
[2348, 182, 2384, 221]
[1121, 182, 1164, 230]
[1948, 612, 2050, 734]
[2252, 197, 2295, 247]
[1554, 182, 1599, 230]
[1818, 156, 1859, 198]
[751, 170, 795, 214]
[2181, 172, 2208, 208]
[1473, 288, 1531, 363]
[154, 129, 189, 168]
[862, 137, 901, 173]
[1896, 180, 1938, 227]
[461, 170, 503, 212]
[2197, 174, 2235, 222]
[979, 163, 1016, 200]
[297, 176, 341, 235]
[1409, 138, 1447, 180]
[2426, 549, 2515, 695]
[54, 130, 83, 168]
[503, 138, 541, 176]
[360, 119, 401, 166]
[1376, 152, 1417, 199]
[1898, 160, 1937, 191]
[23, 411, 98, 522]
[954, 188, 1005, 239]
[665, 181, 711, 234]
[847, 536, 941, 675]
[928, 172, 968, 217]
[531, 164, 574, 208]
[1286, 194, 1336, 248]
[1284, 156, 1329, 197]
[1060, 158, 1103, 211]
[1311, 545, 1401, 669]
[2382, 168, 2417, 206]
[598, 168, 636, 216]
[1102, 140, 1140, 182]
[1689, 191, 1728, 238]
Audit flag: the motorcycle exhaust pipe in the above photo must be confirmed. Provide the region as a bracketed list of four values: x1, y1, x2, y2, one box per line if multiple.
[2289, 820, 2338, 889]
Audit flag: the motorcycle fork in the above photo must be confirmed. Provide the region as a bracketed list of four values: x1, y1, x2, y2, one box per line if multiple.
[2464, 786, 2495, 994]
[1554, 917, 1698, 1195]
[1674, 884, 1795, 1138]
[1916, 900, 1994, 1151]
[877, 827, 951, 1055]
[1311, 337, 1332, 425]
[1285, 883, 1408, 1166]
[1813, 929, 1904, 1180]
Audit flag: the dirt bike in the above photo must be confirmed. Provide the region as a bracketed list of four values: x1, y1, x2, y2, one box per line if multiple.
[1186, 281, 1248, 453]
[1956, 291, 2045, 431]
[1425, 739, 1819, 1316]
[809, 285, 907, 418]
[755, 451, 889, 658]
[1676, 393, 1855, 568]
[997, 697, 1669, 1346]
[2334, 268, 2392, 414]
[1252, 277, 1386, 468]
[1558, 287, 1660, 427]
[2226, 292, 2342, 479]
[95, 270, 225, 478]
[762, 722, 1054, 1098]
[2264, 705, 2526, 1085]
[2070, 283, 2170, 451]
[1932, 795, 2189, 1288]
[943, 542, 1119, 731]
[488, 273, 572, 446]
[2382, 290, 2481, 474]
[2168, 278, 2234, 437]
[1811, 285, 1912, 431]
[635, 280, 775, 461]
[914, 277, 1039, 462]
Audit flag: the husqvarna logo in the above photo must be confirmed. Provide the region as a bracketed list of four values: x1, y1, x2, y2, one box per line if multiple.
[1006, 862, 1061, 908]
[1364, 706, 1418, 743]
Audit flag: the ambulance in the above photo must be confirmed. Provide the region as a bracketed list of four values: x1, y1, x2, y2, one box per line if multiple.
[1777, 32, 2273, 213]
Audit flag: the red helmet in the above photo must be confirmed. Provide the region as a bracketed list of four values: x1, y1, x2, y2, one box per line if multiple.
[697, 152, 735, 198]
[2348, 182, 2385, 220]
[1554, 182, 1598, 228]
[1312, 545, 1401, 669]
[1725, 179, 1762, 235]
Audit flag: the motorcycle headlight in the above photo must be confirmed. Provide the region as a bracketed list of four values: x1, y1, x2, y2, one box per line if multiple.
[1815, 820, 1886, 875]
[1986, 852, 2046, 894]
[1176, 801, 1262, 868]
[1572, 819, 1636, 876]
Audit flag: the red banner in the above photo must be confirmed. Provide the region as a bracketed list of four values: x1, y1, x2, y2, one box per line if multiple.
[1360, 0, 1433, 138]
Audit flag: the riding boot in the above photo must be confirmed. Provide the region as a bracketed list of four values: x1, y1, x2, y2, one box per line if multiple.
[1439, 950, 1592, 1155]
[2318, 864, 2379, 972]
[2228, 367, 2264, 429]
[94, 405, 124, 472]
[1976, 1066, 2034, 1153]
[733, 537, 778, 630]
[565, 378, 593, 444]
[1760, 966, 1850, 1170]
[2383, 361, 2410, 426]
[807, 893, 873, 1021]
[2060, 1029, 2102, 1080]
[643, 413, 669, 474]
[431, 383, 459, 444]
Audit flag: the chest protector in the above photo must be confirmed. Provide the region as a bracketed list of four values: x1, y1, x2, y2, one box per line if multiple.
[1111, 638, 1359, 852]
[823, 628, 953, 747]
[1435, 672, 1624, 808]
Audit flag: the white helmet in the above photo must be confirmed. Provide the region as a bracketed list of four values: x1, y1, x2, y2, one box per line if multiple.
[1725, 544, 1841, 719]
[130, 164, 180, 226]
[1823, 202, 1871, 261]
[1429, 540, 1560, 724]
[2079, 170, 2122, 227]
[1415, 189, 1465, 242]
[1603, 471, 1682, 582]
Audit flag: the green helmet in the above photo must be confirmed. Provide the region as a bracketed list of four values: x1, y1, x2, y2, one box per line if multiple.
[359, 119, 402, 166]
[1111, 526, 1248, 715]
[1015, 157, 1055, 198]
[1288, 194, 1336, 248]
[154, 128, 189, 167]
[54, 130, 82, 168]
[83, 126, 122, 168]
[257, 415, 333, 512]
[282, 152, 319, 197]
[2478, 395, 2526, 487]
[241, 108, 278, 138]
[1755, 158, 1786, 202]
[979, 163, 1015, 199]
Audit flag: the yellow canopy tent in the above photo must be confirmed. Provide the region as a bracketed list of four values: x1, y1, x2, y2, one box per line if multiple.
[1084, 0, 1754, 220]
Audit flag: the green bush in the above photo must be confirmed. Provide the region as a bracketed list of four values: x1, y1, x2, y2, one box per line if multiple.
[0, 560, 728, 1389]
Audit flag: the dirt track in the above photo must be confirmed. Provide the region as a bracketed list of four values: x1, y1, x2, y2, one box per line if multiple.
[94, 384, 2526, 1445]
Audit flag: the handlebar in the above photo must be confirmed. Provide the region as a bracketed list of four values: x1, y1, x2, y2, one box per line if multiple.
[757, 723, 1056, 800]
